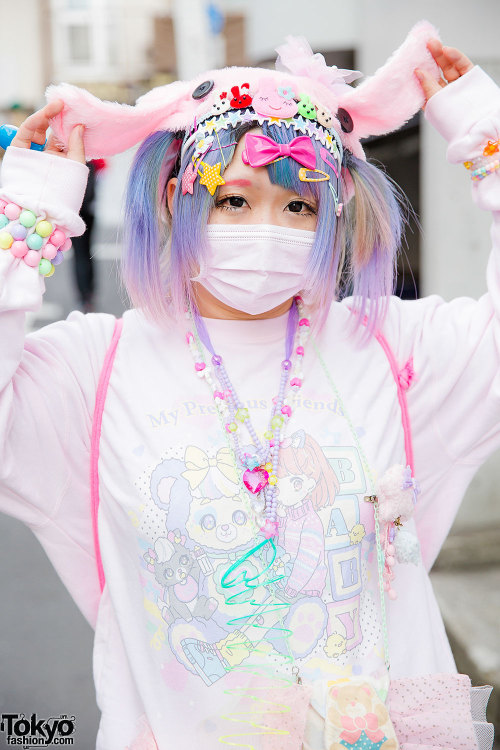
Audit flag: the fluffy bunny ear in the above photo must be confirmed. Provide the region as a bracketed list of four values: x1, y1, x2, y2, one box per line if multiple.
[45, 79, 188, 159]
[337, 20, 442, 155]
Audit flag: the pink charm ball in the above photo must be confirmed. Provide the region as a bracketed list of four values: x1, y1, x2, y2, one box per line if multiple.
[0, 199, 7, 212]
[11, 240, 28, 258]
[24, 250, 41, 267]
[4, 203, 21, 221]
[42, 243, 57, 260]
[61, 238, 72, 252]
[376, 464, 416, 524]
[49, 229, 66, 247]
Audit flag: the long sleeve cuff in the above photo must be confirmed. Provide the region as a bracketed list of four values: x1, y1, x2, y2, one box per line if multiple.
[0, 146, 89, 236]
[424, 65, 500, 211]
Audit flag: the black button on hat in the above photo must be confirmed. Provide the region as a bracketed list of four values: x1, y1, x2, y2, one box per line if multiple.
[192, 80, 215, 100]
[336, 108, 354, 133]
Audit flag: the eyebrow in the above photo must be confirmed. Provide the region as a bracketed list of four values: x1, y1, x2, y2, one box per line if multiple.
[222, 179, 252, 187]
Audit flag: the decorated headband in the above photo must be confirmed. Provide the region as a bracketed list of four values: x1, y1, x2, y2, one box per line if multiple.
[43, 19, 441, 172]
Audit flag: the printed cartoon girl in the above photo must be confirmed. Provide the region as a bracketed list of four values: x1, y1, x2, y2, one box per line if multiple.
[276, 429, 340, 599]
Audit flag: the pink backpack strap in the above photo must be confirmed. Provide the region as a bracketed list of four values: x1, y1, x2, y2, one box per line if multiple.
[354, 312, 415, 473]
[90, 317, 124, 593]
[374, 330, 415, 474]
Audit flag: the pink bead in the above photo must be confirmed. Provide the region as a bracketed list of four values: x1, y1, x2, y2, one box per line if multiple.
[260, 519, 279, 539]
[388, 588, 397, 600]
[281, 405, 292, 417]
[11, 240, 28, 258]
[24, 250, 40, 267]
[386, 544, 395, 556]
[269, 440, 275, 447]
[61, 238, 72, 252]
[290, 377, 302, 387]
[49, 229, 66, 247]
[194, 362, 205, 371]
[296, 346, 304, 356]
[4, 203, 21, 221]
[223, 390, 231, 399]
[298, 318, 310, 327]
[213, 390, 224, 400]
[383, 580, 390, 592]
[42, 243, 57, 260]
[186, 331, 194, 343]
[386, 555, 395, 567]
[272, 396, 278, 404]
[294, 295, 303, 303]
[0, 199, 7, 213]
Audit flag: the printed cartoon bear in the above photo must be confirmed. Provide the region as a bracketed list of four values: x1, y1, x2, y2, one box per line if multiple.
[325, 682, 397, 750]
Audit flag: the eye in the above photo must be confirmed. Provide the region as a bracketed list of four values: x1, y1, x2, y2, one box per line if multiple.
[165, 568, 174, 578]
[232, 510, 247, 525]
[179, 555, 189, 565]
[201, 513, 216, 530]
[293, 478, 304, 491]
[287, 200, 316, 215]
[215, 195, 247, 211]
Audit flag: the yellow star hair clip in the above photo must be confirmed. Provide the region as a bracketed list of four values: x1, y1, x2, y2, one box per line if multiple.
[199, 161, 225, 195]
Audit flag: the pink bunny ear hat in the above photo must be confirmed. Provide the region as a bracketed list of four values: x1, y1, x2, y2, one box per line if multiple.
[46, 19, 441, 161]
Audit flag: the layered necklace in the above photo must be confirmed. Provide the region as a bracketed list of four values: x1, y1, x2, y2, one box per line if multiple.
[185, 295, 310, 538]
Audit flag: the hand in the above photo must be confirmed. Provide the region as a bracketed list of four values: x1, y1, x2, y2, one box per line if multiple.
[11, 99, 86, 164]
[415, 38, 474, 106]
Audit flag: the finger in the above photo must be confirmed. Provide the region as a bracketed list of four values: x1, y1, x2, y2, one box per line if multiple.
[415, 68, 445, 104]
[67, 124, 86, 164]
[11, 99, 64, 149]
[426, 39, 473, 82]
[440, 45, 474, 79]
[44, 133, 66, 156]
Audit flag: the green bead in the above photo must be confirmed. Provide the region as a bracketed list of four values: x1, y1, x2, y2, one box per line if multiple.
[38, 258, 53, 276]
[19, 210, 37, 228]
[270, 415, 284, 430]
[228, 422, 238, 432]
[235, 408, 249, 422]
[264, 430, 273, 440]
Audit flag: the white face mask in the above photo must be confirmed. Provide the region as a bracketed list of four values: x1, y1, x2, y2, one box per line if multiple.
[191, 224, 315, 315]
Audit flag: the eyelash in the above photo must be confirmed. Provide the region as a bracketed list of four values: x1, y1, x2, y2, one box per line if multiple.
[215, 195, 317, 216]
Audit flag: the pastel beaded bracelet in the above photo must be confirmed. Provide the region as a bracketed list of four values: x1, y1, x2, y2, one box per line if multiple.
[464, 139, 500, 182]
[0, 199, 71, 276]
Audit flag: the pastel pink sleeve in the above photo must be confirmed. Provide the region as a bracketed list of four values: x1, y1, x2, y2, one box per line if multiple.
[378, 67, 500, 567]
[0, 147, 115, 625]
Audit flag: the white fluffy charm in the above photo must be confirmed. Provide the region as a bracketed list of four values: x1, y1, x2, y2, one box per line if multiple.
[393, 527, 421, 565]
[376, 464, 419, 525]
[374, 464, 421, 600]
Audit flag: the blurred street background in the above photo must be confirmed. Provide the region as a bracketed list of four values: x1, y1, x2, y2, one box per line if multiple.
[1, 0, 499, 747]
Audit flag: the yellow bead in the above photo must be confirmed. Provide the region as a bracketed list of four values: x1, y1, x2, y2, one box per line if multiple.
[35, 220, 53, 237]
[46, 265, 55, 277]
[0, 231, 13, 249]
[268, 475, 278, 485]
[229, 422, 238, 432]
[264, 430, 273, 440]
[235, 408, 249, 422]
[264, 462, 273, 472]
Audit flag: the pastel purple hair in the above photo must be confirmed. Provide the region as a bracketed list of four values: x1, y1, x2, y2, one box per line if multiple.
[122, 120, 405, 338]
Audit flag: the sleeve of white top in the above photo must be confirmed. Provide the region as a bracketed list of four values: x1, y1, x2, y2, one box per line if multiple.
[378, 66, 500, 565]
[0, 147, 118, 623]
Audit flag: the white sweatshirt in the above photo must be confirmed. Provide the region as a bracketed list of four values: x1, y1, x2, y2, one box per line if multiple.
[0, 66, 499, 749]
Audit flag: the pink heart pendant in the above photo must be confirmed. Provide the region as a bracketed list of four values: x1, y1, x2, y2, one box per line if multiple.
[243, 467, 269, 494]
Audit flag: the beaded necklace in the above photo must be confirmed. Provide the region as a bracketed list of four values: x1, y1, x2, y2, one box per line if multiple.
[186, 296, 310, 538]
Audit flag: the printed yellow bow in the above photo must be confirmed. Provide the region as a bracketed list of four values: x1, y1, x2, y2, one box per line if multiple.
[181, 446, 239, 489]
